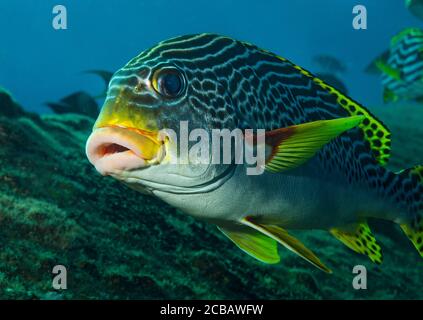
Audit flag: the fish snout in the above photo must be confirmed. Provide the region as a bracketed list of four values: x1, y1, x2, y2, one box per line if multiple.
[85, 126, 163, 176]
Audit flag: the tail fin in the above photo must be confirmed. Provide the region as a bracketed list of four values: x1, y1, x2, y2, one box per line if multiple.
[397, 165, 423, 257]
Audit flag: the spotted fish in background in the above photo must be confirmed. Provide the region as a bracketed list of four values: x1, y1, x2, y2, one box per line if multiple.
[406, 0, 423, 21]
[86, 34, 423, 272]
[366, 28, 423, 103]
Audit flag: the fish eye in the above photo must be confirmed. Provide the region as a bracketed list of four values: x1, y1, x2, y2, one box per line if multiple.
[152, 67, 185, 98]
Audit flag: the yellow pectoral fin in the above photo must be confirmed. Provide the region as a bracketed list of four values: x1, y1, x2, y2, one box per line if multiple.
[375, 59, 402, 81]
[218, 225, 280, 264]
[265, 116, 364, 173]
[241, 217, 332, 273]
[383, 88, 399, 104]
[330, 221, 383, 264]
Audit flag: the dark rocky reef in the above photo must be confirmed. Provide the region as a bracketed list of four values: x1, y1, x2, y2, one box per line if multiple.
[0, 91, 422, 299]
[0, 87, 27, 118]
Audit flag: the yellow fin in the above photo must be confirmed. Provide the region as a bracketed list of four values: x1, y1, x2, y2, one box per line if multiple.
[265, 116, 364, 173]
[218, 225, 280, 264]
[365, 50, 390, 75]
[330, 222, 383, 264]
[383, 88, 399, 104]
[375, 59, 402, 81]
[289, 61, 392, 166]
[400, 221, 423, 258]
[241, 217, 332, 273]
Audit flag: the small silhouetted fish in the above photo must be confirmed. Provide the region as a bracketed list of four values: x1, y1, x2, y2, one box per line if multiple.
[313, 54, 347, 74]
[84, 70, 114, 99]
[315, 73, 348, 94]
[46, 91, 98, 118]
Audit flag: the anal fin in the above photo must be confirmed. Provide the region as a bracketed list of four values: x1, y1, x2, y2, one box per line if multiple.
[400, 220, 423, 257]
[330, 221, 383, 264]
[241, 217, 332, 273]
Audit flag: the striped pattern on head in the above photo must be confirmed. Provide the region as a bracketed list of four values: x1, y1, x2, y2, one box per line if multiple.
[106, 33, 252, 130]
[105, 33, 359, 132]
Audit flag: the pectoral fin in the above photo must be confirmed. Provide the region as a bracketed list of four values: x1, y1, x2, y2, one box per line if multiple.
[383, 88, 399, 104]
[375, 59, 402, 81]
[264, 116, 364, 172]
[241, 217, 332, 273]
[218, 225, 280, 264]
[365, 50, 390, 75]
[330, 221, 383, 264]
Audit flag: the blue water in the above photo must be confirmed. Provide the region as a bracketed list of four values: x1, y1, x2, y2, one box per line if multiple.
[0, 0, 421, 113]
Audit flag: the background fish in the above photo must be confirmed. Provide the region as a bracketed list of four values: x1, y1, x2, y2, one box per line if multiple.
[406, 0, 423, 21]
[366, 28, 423, 103]
[315, 73, 349, 95]
[45, 70, 112, 118]
[83, 70, 114, 99]
[313, 54, 349, 94]
[313, 54, 347, 74]
[46, 91, 99, 118]
[86, 34, 423, 272]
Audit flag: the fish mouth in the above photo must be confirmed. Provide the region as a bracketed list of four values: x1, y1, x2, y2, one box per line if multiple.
[86, 126, 163, 176]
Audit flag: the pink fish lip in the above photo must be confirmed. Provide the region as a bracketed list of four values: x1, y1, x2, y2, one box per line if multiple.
[85, 126, 163, 176]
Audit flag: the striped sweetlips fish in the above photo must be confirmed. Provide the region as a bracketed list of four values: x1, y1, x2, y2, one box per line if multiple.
[86, 33, 423, 272]
[367, 27, 423, 104]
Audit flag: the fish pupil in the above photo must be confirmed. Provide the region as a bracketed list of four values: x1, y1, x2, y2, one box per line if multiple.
[159, 71, 183, 97]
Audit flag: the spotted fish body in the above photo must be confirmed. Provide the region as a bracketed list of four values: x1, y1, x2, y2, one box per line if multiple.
[376, 28, 423, 103]
[86, 34, 423, 272]
[407, 0, 423, 21]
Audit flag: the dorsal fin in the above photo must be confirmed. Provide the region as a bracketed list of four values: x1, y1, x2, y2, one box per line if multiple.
[290, 64, 392, 166]
[249, 48, 392, 166]
[263, 116, 364, 173]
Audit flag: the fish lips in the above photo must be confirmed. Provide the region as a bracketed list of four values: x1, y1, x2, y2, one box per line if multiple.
[85, 126, 164, 176]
